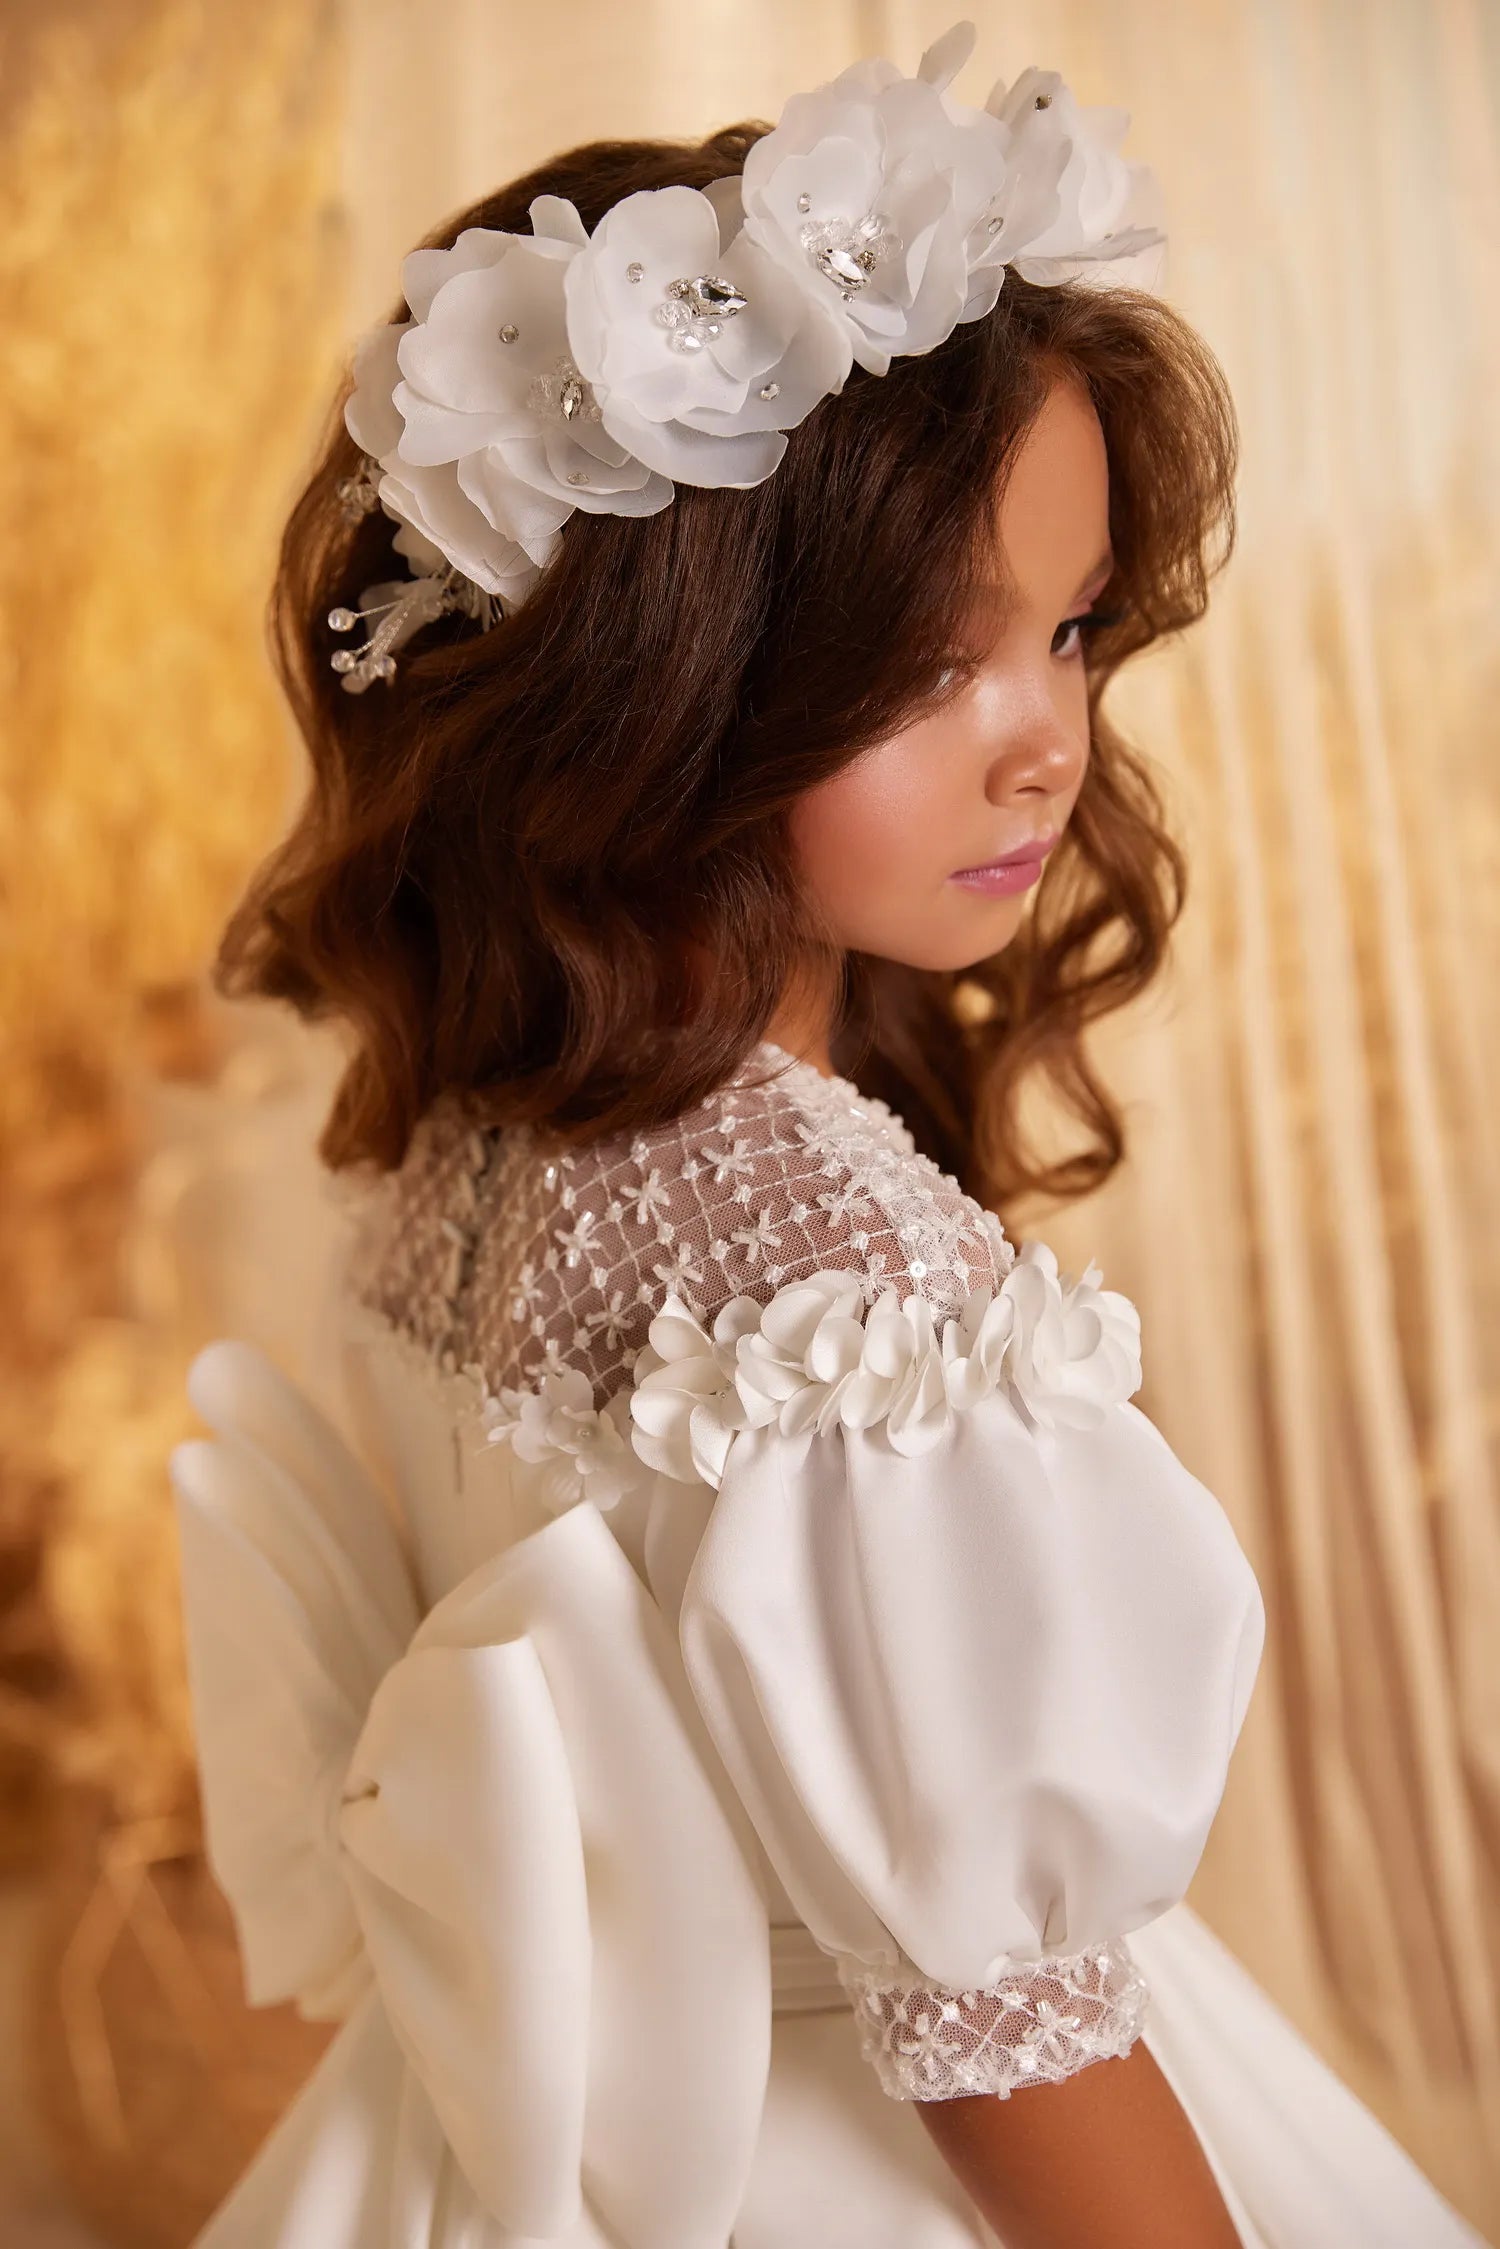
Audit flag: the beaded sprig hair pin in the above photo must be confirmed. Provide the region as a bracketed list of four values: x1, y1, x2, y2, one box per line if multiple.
[328, 17, 1165, 691]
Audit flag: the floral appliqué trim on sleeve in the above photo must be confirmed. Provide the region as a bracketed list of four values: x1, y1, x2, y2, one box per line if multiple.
[629, 1241, 1143, 1491]
[836, 1935, 1150, 2102]
[477, 1239, 1141, 1510]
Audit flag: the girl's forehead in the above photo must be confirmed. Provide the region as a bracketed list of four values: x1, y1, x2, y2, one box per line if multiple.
[972, 392, 1111, 592]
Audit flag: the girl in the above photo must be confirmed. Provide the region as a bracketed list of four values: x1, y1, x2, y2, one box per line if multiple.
[171, 23, 1486, 2247]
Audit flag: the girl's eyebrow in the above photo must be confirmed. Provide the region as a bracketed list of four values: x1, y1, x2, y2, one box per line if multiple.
[966, 545, 1114, 622]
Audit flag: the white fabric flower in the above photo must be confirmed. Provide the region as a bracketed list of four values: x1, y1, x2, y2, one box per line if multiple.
[629, 1292, 759, 1489]
[730, 1269, 867, 1430]
[484, 1363, 640, 1515]
[853, 1288, 954, 1454]
[392, 198, 675, 543]
[336, 18, 1167, 646]
[733, 1272, 954, 1457]
[627, 1241, 1142, 1489]
[477, 1381, 532, 1444]
[972, 1240, 1143, 1433]
[345, 312, 546, 606]
[940, 1282, 1021, 1411]
[738, 21, 1014, 375]
[979, 67, 1166, 292]
[564, 182, 853, 487]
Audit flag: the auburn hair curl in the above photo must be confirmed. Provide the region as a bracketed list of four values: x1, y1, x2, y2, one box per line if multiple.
[216, 120, 1237, 1223]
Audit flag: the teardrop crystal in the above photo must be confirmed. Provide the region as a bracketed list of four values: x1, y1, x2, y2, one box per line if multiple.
[814, 242, 875, 290]
[666, 273, 748, 320]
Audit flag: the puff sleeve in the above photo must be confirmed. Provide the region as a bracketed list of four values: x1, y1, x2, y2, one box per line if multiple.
[628, 1260, 1266, 2102]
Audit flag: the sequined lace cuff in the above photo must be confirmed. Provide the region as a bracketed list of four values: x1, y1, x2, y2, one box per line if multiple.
[834, 1935, 1149, 2102]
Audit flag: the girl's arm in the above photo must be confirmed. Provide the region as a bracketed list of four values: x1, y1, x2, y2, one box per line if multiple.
[917, 2038, 1242, 2249]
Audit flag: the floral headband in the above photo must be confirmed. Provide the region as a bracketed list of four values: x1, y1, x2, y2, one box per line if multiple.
[329, 18, 1165, 691]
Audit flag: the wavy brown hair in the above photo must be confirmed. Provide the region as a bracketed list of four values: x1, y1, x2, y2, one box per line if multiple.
[217, 121, 1237, 1221]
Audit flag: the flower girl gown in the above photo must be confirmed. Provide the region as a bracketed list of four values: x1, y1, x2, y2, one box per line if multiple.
[171, 1042, 1486, 2247]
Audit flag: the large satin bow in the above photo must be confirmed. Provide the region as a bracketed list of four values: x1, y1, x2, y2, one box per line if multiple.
[172, 1339, 772, 2247]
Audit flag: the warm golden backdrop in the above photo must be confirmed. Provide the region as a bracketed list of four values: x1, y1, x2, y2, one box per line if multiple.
[2, 0, 1496, 2240]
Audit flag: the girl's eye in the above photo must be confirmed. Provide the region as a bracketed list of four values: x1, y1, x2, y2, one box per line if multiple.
[1053, 606, 1124, 661]
[937, 607, 1126, 690]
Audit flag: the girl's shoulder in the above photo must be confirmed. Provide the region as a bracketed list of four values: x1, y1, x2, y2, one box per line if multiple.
[345, 1045, 1012, 1406]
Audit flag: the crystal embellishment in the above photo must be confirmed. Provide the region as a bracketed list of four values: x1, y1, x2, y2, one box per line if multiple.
[673, 275, 746, 318]
[325, 569, 498, 694]
[335, 457, 381, 522]
[655, 272, 748, 355]
[526, 355, 601, 423]
[799, 212, 902, 297]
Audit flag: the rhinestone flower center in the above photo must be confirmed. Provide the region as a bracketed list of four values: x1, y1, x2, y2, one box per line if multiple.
[525, 354, 602, 423]
[335, 456, 382, 522]
[654, 272, 748, 355]
[799, 211, 902, 300]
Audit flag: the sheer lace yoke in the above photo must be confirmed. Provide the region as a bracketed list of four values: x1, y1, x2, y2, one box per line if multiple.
[347, 1043, 1015, 1417]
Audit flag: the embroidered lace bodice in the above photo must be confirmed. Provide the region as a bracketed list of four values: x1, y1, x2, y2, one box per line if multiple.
[346, 1041, 1016, 1409]
[336, 1041, 1236, 2103]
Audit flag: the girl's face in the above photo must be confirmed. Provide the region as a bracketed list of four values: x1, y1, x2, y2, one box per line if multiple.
[788, 370, 1110, 975]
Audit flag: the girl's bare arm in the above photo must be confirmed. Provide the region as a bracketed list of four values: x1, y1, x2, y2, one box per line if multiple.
[917, 2037, 1242, 2249]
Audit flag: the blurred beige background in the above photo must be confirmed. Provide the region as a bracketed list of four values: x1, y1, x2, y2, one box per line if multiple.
[1, 0, 1497, 2242]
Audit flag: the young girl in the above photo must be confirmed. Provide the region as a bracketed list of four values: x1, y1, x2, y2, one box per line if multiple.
[170, 23, 1487, 2247]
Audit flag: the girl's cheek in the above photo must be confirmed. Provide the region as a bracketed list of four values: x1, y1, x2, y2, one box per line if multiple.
[805, 777, 923, 894]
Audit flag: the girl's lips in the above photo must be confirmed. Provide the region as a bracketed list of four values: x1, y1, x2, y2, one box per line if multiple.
[949, 834, 1057, 894]
[949, 858, 1045, 896]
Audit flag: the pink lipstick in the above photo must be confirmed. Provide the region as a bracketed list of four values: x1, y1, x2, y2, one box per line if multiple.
[949, 835, 1057, 897]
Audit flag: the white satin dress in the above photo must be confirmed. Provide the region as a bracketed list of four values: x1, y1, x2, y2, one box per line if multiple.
[170, 1042, 1486, 2247]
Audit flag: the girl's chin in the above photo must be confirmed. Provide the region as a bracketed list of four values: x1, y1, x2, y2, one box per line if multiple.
[857, 921, 1027, 978]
